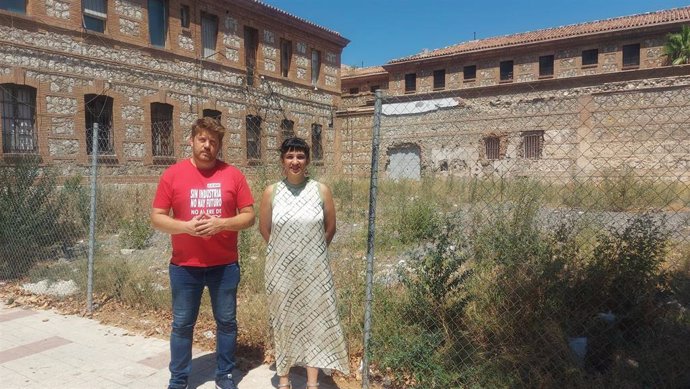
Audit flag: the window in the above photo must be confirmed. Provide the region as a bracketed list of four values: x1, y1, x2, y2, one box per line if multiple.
[1, 84, 37, 153]
[500, 60, 513, 82]
[148, 0, 168, 47]
[84, 94, 114, 155]
[280, 119, 294, 142]
[311, 123, 323, 161]
[1, 0, 26, 13]
[180, 4, 190, 28]
[246, 115, 261, 160]
[539, 55, 554, 77]
[201, 12, 217, 59]
[404, 73, 416, 93]
[349, 87, 359, 95]
[433, 69, 446, 90]
[244, 27, 259, 86]
[280, 39, 292, 78]
[485, 136, 500, 160]
[151, 103, 173, 157]
[582, 49, 598, 66]
[463, 65, 476, 81]
[623, 43, 640, 68]
[370, 85, 380, 93]
[522, 131, 544, 159]
[83, 0, 108, 33]
[311, 49, 321, 86]
[202, 109, 221, 122]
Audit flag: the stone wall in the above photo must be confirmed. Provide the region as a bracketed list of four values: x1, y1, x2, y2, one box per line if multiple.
[337, 75, 690, 182]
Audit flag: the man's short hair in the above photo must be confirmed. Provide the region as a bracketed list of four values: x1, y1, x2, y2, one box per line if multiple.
[191, 117, 225, 142]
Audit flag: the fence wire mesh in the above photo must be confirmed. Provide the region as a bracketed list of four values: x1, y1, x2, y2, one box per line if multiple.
[362, 83, 690, 388]
[0, 76, 689, 389]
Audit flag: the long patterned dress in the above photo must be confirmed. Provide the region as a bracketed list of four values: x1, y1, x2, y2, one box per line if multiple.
[265, 178, 350, 376]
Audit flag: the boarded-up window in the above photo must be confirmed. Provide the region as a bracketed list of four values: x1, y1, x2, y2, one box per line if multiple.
[1, 0, 26, 13]
[386, 144, 421, 181]
[151, 103, 173, 157]
[1, 84, 37, 153]
[85, 94, 114, 155]
[463, 65, 476, 81]
[522, 131, 544, 159]
[246, 115, 262, 160]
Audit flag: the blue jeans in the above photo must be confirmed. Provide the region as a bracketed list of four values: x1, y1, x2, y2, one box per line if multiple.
[168, 263, 240, 389]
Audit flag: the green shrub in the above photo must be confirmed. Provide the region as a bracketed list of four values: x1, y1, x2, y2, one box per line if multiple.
[0, 158, 70, 279]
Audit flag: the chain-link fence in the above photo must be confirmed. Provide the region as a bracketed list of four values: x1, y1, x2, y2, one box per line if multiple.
[1, 78, 690, 389]
[361, 81, 690, 388]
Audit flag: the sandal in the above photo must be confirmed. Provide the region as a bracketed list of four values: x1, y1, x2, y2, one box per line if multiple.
[306, 384, 319, 388]
[278, 382, 292, 389]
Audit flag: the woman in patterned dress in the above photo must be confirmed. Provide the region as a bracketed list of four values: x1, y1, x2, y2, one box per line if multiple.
[259, 137, 350, 389]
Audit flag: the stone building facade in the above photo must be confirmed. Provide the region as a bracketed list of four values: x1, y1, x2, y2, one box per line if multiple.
[0, 0, 348, 182]
[338, 7, 690, 182]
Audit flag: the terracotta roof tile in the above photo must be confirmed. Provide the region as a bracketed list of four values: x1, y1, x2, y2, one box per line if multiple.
[342, 66, 387, 78]
[252, 0, 345, 39]
[390, 6, 690, 63]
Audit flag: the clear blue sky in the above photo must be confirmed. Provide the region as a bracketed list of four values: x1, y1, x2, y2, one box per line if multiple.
[261, 0, 690, 67]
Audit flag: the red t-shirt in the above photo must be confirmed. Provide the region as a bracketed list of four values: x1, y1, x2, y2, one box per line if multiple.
[152, 159, 254, 267]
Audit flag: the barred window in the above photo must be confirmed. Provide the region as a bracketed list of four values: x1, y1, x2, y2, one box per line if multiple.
[485, 136, 500, 160]
[311, 123, 323, 161]
[202, 109, 221, 122]
[522, 131, 544, 159]
[1, 84, 37, 153]
[280, 119, 294, 143]
[84, 94, 114, 155]
[151, 103, 173, 157]
[246, 115, 262, 160]
[83, 0, 107, 33]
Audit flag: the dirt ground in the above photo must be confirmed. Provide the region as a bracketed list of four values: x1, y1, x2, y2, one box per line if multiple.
[0, 282, 373, 389]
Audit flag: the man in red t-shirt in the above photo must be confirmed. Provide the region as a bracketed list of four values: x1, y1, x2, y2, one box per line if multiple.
[151, 117, 254, 389]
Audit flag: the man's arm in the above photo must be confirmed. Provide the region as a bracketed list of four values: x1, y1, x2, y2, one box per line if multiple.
[151, 207, 201, 236]
[320, 183, 337, 245]
[193, 205, 255, 237]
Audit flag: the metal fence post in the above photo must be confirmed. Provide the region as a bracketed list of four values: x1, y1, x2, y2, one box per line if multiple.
[362, 90, 383, 389]
[87, 123, 98, 313]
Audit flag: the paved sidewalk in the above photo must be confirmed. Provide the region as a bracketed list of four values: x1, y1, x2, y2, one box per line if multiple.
[0, 303, 340, 389]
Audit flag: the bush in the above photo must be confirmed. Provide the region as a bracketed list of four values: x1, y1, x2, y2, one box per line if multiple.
[0, 158, 70, 279]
